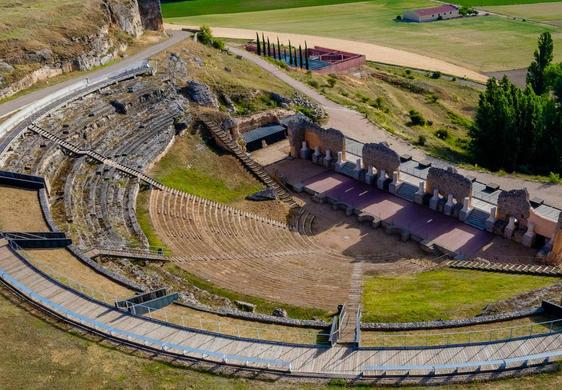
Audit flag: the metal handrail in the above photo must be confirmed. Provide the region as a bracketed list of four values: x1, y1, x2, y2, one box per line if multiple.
[0, 268, 290, 371]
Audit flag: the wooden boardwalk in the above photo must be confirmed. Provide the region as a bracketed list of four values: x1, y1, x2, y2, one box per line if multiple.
[1, 241, 561, 378]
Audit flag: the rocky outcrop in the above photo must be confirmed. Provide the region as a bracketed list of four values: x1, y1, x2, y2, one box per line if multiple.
[184, 81, 219, 108]
[0, 0, 151, 100]
[138, 0, 164, 31]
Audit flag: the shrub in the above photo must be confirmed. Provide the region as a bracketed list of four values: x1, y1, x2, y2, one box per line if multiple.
[371, 96, 385, 109]
[431, 71, 442, 79]
[308, 79, 320, 88]
[548, 172, 561, 184]
[408, 110, 426, 126]
[417, 135, 427, 146]
[435, 129, 449, 140]
[327, 77, 337, 88]
[198, 25, 225, 50]
[395, 15, 402, 21]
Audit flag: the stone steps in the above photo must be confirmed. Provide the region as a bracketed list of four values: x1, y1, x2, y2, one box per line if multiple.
[448, 260, 562, 276]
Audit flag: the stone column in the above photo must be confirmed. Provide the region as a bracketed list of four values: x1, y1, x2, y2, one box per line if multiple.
[504, 216, 516, 239]
[323, 149, 333, 168]
[335, 151, 344, 170]
[352, 158, 363, 180]
[485, 206, 497, 232]
[312, 146, 321, 164]
[377, 169, 386, 190]
[444, 194, 455, 216]
[414, 181, 425, 205]
[389, 171, 400, 194]
[299, 140, 310, 160]
[459, 197, 472, 222]
[365, 165, 375, 185]
[429, 189, 440, 210]
[522, 222, 536, 248]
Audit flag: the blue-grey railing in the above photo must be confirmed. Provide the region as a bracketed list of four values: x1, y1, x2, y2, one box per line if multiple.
[0, 266, 291, 371]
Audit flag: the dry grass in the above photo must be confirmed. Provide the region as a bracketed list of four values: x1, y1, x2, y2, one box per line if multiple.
[0, 186, 49, 231]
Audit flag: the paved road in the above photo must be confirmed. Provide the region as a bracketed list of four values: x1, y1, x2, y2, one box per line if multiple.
[230, 46, 562, 210]
[0, 30, 190, 119]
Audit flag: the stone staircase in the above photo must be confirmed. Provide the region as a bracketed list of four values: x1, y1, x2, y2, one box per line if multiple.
[338, 261, 363, 346]
[464, 207, 489, 231]
[448, 260, 562, 276]
[200, 116, 298, 208]
[396, 182, 418, 202]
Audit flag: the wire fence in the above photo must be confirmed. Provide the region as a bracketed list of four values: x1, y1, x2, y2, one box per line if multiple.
[14, 244, 325, 346]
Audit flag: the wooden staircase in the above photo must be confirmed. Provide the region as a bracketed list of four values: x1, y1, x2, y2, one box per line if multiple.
[199, 115, 298, 208]
[337, 261, 363, 346]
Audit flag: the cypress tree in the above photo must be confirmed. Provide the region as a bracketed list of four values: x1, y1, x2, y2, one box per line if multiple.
[277, 37, 281, 61]
[527, 32, 553, 95]
[288, 41, 293, 65]
[283, 47, 287, 63]
[256, 33, 261, 56]
[267, 37, 271, 57]
[299, 45, 304, 69]
[305, 41, 310, 70]
[261, 33, 266, 56]
[272, 44, 277, 60]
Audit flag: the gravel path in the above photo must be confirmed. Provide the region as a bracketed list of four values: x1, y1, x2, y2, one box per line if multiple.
[229, 46, 562, 210]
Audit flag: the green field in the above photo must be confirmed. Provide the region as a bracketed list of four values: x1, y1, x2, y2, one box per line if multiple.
[166, 0, 562, 72]
[362, 268, 560, 323]
[162, 0, 562, 17]
[484, 2, 562, 26]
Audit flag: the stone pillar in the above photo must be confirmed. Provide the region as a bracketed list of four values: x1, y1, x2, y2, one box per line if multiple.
[312, 146, 321, 164]
[299, 141, 311, 160]
[459, 197, 472, 222]
[444, 194, 455, 216]
[352, 158, 363, 180]
[522, 222, 536, 248]
[429, 189, 440, 210]
[504, 216, 516, 239]
[323, 149, 333, 168]
[365, 165, 375, 185]
[377, 169, 386, 190]
[389, 171, 400, 194]
[414, 181, 425, 205]
[485, 206, 497, 232]
[335, 151, 344, 170]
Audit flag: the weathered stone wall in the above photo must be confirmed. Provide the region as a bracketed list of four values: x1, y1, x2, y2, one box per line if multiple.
[362, 142, 400, 174]
[286, 114, 344, 157]
[426, 167, 472, 201]
[497, 188, 531, 224]
[138, 0, 164, 31]
[548, 213, 562, 263]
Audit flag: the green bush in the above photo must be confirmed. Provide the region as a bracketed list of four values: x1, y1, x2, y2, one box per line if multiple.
[431, 71, 442, 79]
[307, 79, 320, 88]
[548, 172, 561, 184]
[408, 109, 426, 126]
[327, 77, 337, 88]
[435, 129, 449, 140]
[198, 25, 225, 50]
[417, 135, 427, 146]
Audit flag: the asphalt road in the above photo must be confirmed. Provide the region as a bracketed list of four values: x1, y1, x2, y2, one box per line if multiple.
[0, 30, 190, 119]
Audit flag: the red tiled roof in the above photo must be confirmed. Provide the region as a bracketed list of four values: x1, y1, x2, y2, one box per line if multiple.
[412, 4, 458, 17]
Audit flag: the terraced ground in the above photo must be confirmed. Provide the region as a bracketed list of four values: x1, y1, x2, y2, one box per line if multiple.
[165, 0, 562, 72]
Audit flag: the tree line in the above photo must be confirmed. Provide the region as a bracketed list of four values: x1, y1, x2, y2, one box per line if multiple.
[255, 33, 310, 70]
[470, 32, 562, 177]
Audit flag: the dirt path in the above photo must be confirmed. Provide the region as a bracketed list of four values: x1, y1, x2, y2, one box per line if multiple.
[228, 45, 562, 209]
[165, 24, 488, 83]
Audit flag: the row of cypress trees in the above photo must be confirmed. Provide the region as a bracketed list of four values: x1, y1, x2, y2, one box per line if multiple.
[255, 32, 310, 70]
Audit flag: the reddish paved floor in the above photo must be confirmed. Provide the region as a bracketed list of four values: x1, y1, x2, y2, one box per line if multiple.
[302, 171, 493, 257]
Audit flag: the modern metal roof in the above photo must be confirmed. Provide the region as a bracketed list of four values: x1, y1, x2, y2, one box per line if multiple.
[242, 125, 286, 144]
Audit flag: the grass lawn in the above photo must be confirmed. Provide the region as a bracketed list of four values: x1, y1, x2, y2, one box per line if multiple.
[166, 0, 562, 72]
[484, 2, 562, 26]
[148, 133, 263, 203]
[362, 268, 560, 323]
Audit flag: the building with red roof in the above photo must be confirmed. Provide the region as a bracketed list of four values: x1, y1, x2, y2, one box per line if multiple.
[403, 4, 459, 23]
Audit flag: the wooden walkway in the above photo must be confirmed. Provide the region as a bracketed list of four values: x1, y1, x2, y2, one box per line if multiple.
[1, 241, 561, 378]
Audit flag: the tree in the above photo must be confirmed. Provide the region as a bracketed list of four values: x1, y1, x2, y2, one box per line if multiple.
[277, 37, 281, 60]
[288, 41, 293, 65]
[527, 32, 554, 95]
[261, 33, 266, 56]
[298, 45, 303, 68]
[256, 33, 261, 56]
[546, 63, 562, 104]
[305, 41, 310, 70]
[266, 37, 271, 57]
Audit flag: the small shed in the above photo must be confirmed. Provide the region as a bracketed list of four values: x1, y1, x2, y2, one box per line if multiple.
[242, 124, 287, 152]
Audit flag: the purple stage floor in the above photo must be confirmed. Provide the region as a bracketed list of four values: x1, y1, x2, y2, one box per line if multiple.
[302, 171, 493, 257]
